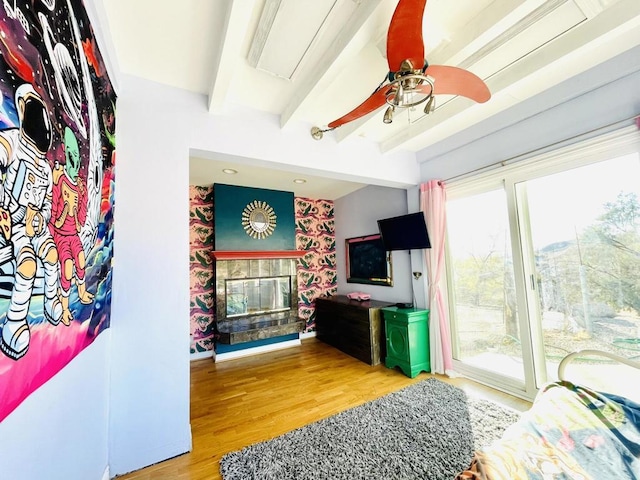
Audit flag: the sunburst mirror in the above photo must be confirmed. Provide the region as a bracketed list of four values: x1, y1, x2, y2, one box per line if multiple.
[241, 200, 277, 239]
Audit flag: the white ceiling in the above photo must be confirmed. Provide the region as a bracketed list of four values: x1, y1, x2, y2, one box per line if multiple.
[189, 156, 366, 200]
[103, 0, 640, 198]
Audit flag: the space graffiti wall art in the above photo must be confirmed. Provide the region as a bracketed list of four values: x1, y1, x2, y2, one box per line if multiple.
[0, 0, 116, 422]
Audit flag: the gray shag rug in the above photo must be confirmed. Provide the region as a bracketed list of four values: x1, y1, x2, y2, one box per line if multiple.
[219, 377, 521, 480]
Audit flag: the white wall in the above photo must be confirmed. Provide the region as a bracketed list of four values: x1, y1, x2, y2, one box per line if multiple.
[108, 77, 193, 475]
[406, 186, 427, 309]
[0, 334, 111, 480]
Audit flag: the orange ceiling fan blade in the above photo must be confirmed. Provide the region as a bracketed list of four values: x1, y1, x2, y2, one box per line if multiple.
[327, 87, 390, 129]
[387, 0, 427, 72]
[312, 0, 492, 139]
[423, 65, 491, 103]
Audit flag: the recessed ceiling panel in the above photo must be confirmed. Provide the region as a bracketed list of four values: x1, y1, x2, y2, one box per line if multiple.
[248, 0, 338, 80]
[462, 0, 587, 80]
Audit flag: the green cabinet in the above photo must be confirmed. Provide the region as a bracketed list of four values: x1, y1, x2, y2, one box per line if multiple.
[382, 307, 430, 378]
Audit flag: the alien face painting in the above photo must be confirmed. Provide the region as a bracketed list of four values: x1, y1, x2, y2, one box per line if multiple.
[0, 0, 116, 422]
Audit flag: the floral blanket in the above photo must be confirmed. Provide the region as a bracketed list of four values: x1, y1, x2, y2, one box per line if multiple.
[457, 381, 640, 480]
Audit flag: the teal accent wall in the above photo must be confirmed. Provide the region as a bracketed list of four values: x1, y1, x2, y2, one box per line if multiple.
[214, 184, 295, 251]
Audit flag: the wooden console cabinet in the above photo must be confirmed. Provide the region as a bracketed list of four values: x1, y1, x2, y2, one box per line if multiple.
[315, 295, 394, 365]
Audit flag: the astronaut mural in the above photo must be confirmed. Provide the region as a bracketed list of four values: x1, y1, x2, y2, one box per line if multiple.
[0, 0, 116, 422]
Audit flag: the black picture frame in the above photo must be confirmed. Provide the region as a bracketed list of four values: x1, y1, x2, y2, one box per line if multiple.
[345, 234, 392, 286]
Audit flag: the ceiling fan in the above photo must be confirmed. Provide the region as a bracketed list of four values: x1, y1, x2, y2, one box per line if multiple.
[310, 0, 491, 140]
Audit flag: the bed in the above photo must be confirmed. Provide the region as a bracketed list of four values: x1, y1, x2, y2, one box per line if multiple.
[456, 349, 640, 480]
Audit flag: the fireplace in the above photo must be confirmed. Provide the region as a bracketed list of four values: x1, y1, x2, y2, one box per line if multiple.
[226, 276, 291, 317]
[213, 252, 304, 344]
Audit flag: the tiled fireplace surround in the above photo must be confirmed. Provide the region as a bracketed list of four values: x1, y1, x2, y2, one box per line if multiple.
[214, 253, 304, 344]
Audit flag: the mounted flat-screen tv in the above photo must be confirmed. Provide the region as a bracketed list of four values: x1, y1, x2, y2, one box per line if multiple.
[377, 212, 431, 251]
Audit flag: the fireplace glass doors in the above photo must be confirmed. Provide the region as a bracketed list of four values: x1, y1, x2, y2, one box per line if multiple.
[226, 276, 291, 318]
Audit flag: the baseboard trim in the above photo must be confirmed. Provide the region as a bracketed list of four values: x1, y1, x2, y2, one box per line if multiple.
[111, 437, 191, 478]
[215, 339, 301, 362]
[190, 350, 214, 362]
[299, 331, 316, 340]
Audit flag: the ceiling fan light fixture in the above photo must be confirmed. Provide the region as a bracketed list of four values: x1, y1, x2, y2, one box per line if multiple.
[383, 106, 395, 124]
[393, 83, 404, 106]
[311, 0, 491, 137]
[404, 75, 419, 91]
[385, 74, 434, 110]
[424, 95, 435, 114]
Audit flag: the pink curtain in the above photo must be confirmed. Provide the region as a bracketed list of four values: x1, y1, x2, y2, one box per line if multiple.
[420, 180, 453, 374]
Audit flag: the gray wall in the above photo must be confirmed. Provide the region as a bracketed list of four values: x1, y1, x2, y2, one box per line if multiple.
[335, 185, 412, 304]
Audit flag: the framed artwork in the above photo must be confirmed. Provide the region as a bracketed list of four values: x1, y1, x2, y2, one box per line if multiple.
[345, 234, 392, 286]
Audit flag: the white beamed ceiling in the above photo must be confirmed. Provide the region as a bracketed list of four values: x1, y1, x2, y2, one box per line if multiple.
[104, 0, 640, 194]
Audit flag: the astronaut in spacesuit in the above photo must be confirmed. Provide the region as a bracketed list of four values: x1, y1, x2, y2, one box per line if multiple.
[0, 83, 69, 360]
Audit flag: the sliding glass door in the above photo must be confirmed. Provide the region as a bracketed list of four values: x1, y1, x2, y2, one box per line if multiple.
[447, 189, 525, 384]
[514, 152, 640, 394]
[446, 129, 640, 399]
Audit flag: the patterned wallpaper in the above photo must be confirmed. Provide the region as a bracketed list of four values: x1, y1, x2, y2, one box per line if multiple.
[189, 186, 216, 354]
[295, 197, 337, 331]
[188, 188, 336, 353]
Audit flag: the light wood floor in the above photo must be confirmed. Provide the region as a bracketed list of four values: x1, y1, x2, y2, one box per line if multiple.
[116, 338, 530, 480]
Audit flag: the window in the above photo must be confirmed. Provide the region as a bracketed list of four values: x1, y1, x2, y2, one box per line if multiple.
[445, 127, 640, 399]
